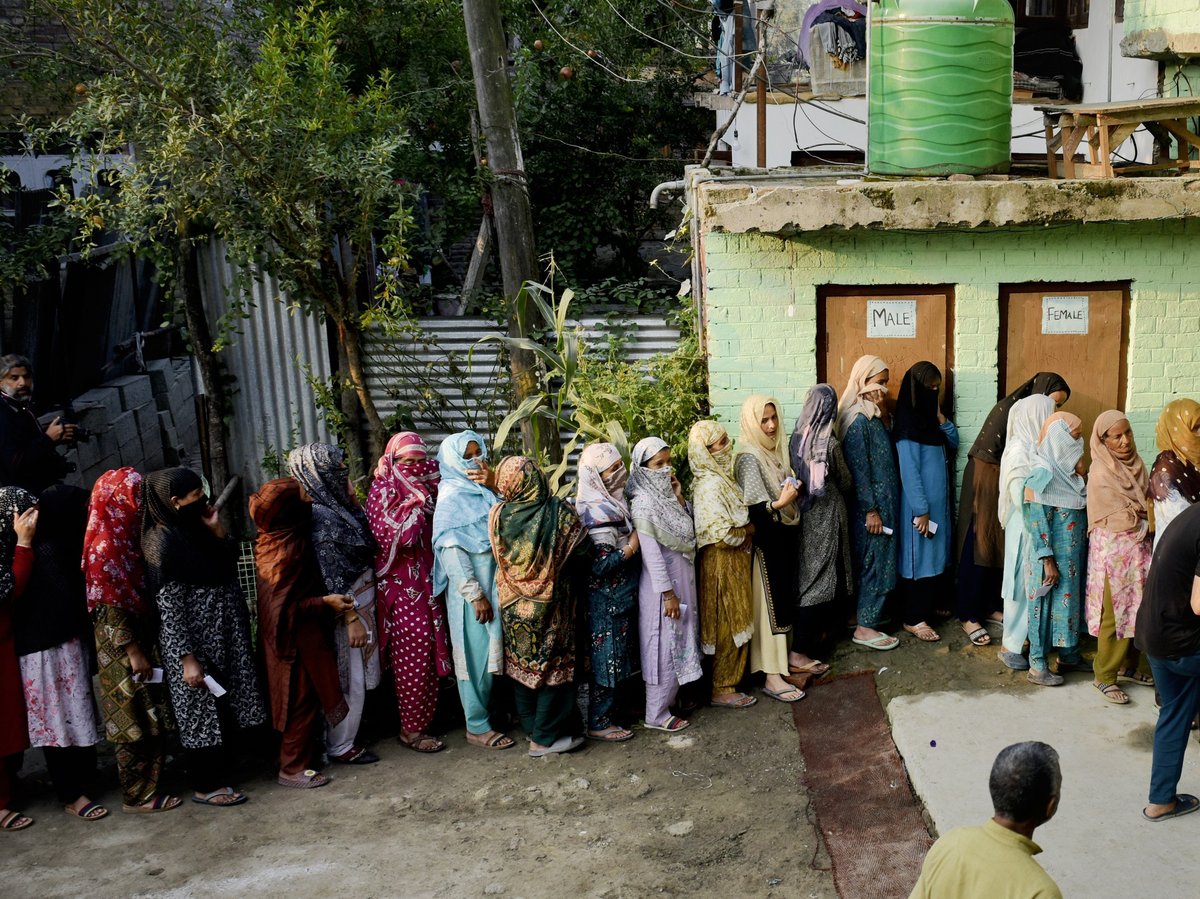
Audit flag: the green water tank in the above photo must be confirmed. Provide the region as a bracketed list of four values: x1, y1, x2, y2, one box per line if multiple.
[867, 0, 1014, 176]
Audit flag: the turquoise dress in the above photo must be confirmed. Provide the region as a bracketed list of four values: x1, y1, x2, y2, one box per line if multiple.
[896, 421, 959, 580]
[1021, 491, 1086, 669]
[842, 414, 899, 628]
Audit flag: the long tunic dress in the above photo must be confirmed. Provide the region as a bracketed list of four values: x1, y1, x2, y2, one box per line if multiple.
[637, 531, 702, 726]
[794, 438, 854, 652]
[585, 543, 639, 729]
[1, 546, 31, 763]
[1022, 495, 1086, 669]
[842, 414, 900, 628]
[1001, 479, 1033, 654]
[438, 546, 503, 734]
[896, 421, 959, 580]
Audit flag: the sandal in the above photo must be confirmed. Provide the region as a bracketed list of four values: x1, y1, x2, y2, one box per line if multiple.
[1118, 669, 1155, 687]
[528, 735, 585, 758]
[467, 731, 515, 750]
[644, 715, 690, 733]
[122, 794, 183, 813]
[851, 633, 899, 651]
[0, 810, 33, 831]
[789, 660, 831, 677]
[64, 801, 109, 821]
[399, 732, 446, 753]
[962, 624, 991, 646]
[904, 622, 941, 643]
[331, 746, 380, 765]
[277, 770, 331, 789]
[710, 692, 757, 709]
[762, 686, 806, 703]
[191, 788, 247, 807]
[1143, 793, 1200, 822]
[1094, 682, 1129, 705]
[587, 726, 635, 743]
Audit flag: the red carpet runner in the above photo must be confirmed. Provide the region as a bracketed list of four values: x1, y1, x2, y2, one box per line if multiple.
[792, 672, 932, 899]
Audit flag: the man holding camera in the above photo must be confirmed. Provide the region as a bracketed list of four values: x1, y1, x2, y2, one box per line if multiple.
[0, 354, 77, 495]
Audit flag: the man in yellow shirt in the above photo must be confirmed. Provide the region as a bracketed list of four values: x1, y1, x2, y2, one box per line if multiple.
[909, 741, 1063, 899]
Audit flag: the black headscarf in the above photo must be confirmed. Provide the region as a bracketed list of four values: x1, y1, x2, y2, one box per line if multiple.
[12, 484, 91, 656]
[968, 371, 1071, 465]
[0, 486, 35, 607]
[287, 444, 375, 594]
[892, 362, 946, 447]
[141, 467, 237, 595]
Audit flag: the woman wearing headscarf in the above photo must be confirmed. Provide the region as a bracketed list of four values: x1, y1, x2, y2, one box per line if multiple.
[1150, 398, 1200, 549]
[575, 442, 640, 742]
[956, 373, 1070, 638]
[1022, 413, 1090, 686]
[288, 443, 380, 766]
[432, 431, 512, 750]
[997, 394, 1057, 670]
[12, 485, 107, 821]
[837, 355, 900, 651]
[84, 468, 179, 812]
[365, 432, 452, 753]
[144, 468, 264, 805]
[490, 456, 590, 757]
[0, 488, 37, 830]
[251, 478, 351, 788]
[1085, 412, 1154, 703]
[628, 437, 701, 732]
[892, 362, 959, 645]
[689, 420, 757, 707]
[789, 384, 852, 677]
[735, 396, 804, 702]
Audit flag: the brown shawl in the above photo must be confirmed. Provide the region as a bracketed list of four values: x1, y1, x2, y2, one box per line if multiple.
[251, 478, 348, 731]
[1087, 410, 1149, 535]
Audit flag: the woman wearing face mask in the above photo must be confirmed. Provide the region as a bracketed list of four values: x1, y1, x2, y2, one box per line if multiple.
[689, 421, 757, 708]
[288, 444, 380, 766]
[837, 355, 900, 651]
[735, 396, 804, 703]
[143, 468, 265, 806]
[1086, 412, 1154, 704]
[1022, 414, 1090, 686]
[628, 438, 701, 732]
[432, 431, 512, 750]
[575, 443, 640, 742]
[892, 362, 959, 645]
[1149, 398, 1200, 549]
[365, 432, 452, 754]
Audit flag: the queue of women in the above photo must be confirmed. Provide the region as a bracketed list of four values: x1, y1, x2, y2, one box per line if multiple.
[0, 353, 1189, 833]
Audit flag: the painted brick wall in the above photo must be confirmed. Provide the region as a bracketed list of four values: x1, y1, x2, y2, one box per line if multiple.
[1125, 0, 1200, 38]
[703, 218, 1200, 482]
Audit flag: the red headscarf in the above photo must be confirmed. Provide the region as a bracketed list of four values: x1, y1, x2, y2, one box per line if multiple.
[366, 432, 440, 578]
[82, 467, 147, 614]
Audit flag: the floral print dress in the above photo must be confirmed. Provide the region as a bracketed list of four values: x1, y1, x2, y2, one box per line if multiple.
[1022, 495, 1086, 668]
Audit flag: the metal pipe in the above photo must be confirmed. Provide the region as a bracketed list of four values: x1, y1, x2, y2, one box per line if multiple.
[649, 179, 686, 208]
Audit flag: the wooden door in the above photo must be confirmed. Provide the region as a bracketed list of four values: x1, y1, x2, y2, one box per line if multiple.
[819, 287, 954, 410]
[1001, 284, 1128, 459]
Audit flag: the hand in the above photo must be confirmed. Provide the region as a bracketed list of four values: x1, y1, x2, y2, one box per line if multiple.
[46, 417, 78, 443]
[347, 618, 369, 648]
[323, 593, 355, 613]
[471, 595, 494, 624]
[13, 508, 38, 546]
[182, 654, 205, 688]
[670, 474, 685, 504]
[200, 505, 226, 537]
[776, 482, 800, 508]
[625, 531, 640, 557]
[742, 523, 755, 538]
[914, 514, 930, 537]
[937, 409, 947, 425]
[466, 459, 496, 490]
[126, 643, 152, 681]
[1042, 558, 1060, 587]
[663, 590, 681, 620]
[866, 510, 883, 536]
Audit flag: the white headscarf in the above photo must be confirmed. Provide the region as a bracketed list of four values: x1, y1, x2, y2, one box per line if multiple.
[1027, 414, 1087, 511]
[998, 394, 1056, 526]
[836, 355, 889, 438]
[628, 437, 696, 561]
[575, 442, 632, 548]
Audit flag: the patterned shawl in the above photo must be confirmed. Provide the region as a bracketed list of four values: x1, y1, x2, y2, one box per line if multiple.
[575, 442, 633, 549]
[365, 432, 439, 579]
[142, 467, 233, 594]
[1026, 413, 1087, 510]
[892, 361, 945, 446]
[488, 456, 587, 609]
[288, 443, 376, 594]
[1087, 410, 1149, 535]
[82, 467, 146, 615]
[1151, 399, 1200, 504]
[790, 384, 837, 513]
[737, 394, 799, 525]
[628, 436, 696, 561]
[998, 394, 1056, 526]
[688, 420, 749, 549]
[836, 354, 889, 438]
[0, 486, 36, 606]
[432, 430, 497, 594]
[969, 372, 1071, 465]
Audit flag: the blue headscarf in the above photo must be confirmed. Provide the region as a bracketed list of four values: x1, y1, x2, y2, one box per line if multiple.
[432, 430, 497, 594]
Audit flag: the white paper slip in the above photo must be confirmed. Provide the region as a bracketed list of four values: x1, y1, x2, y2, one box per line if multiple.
[137, 667, 164, 684]
[203, 675, 227, 697]
[881, 526, 894, 536]
[1034, 583, 1053, 599]
[678, 604, 689, 613]
[926, 520, 939, 535]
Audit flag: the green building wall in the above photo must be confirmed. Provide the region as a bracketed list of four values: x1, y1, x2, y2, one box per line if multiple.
[702, 218, 1200, 480]
[1125, 0, 1200, 43]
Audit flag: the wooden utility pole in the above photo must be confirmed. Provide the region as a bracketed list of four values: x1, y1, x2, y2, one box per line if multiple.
[462, 0, 556, 459]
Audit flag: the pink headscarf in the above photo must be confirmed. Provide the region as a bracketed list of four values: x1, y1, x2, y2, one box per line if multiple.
[365, 432, 440, 578]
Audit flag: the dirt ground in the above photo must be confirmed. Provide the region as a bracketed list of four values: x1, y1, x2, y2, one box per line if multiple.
[2, 621, 1054, 899]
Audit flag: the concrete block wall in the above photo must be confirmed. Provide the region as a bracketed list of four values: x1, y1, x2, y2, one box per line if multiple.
[702, 217, 1200, 486]
[1124, 0, 1200, 37]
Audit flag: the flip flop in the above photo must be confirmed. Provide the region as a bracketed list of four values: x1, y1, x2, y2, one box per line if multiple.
[644, 715, 690, 733]
[1094, 682, 1129, 705]
[789, 660, 831, 676]
[762, 686, 806, 703]
[0, 810, 33, 831]
[277, 770, 331, 789]
[963, 626, 991, 647]
[1143, 794, 1200, 822]
[586, 727, 635, 743]
[852, 634, 899, 651]
[122, 794, 183, 813]
[904, 622, 941, 643]
[467, 731, 515, 750]
[528, 735, 585, 758]
[64, 801, 108, 821]
[191, 788, 247, 807]
[710, 692, 757, 709]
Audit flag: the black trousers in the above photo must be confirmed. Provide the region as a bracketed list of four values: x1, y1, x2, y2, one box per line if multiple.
[43, 745, 97, 805]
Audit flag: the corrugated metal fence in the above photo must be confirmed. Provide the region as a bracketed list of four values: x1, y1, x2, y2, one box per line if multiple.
[363, 315, 681, 450]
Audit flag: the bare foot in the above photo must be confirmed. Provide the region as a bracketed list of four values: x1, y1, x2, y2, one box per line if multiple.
[854, 625, 889, 642]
